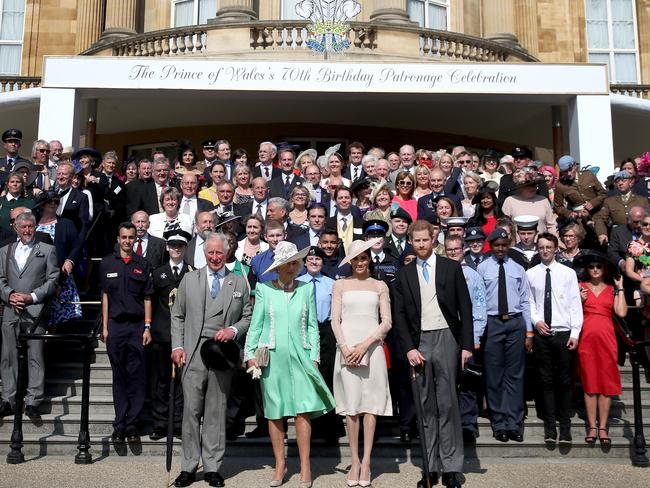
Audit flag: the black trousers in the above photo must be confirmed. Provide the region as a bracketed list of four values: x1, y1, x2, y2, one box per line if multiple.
[534, 331, 574, 425]
[387, 328, 415, 433]
[106, 320, 146, 432]
[150, 341, 183, 433]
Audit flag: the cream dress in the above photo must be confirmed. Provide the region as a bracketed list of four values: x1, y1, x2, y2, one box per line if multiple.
[331, 277, 393, 416]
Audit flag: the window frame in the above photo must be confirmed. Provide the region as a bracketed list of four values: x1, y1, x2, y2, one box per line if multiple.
[585, 0, 640, 83]
[171, 0, 215, 27]
[408, 0, 449, 31]
[0, 0, 26, 76]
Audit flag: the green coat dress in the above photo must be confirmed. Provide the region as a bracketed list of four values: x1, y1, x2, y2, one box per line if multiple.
[244, 281, 335, 420]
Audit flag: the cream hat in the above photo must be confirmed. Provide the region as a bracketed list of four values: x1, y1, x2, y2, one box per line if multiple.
[262, 241, 311, 275]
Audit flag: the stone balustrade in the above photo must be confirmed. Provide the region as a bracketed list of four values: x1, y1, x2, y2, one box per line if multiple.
[0, 76, 41, 92]
[610, 84, 650, 100]
[249, 21, 377, 51]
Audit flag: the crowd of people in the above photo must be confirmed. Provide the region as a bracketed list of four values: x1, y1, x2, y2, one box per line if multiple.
[0, 128, 649, 488]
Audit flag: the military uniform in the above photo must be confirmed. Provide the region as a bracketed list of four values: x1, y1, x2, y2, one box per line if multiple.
[554, 170, 607, 219]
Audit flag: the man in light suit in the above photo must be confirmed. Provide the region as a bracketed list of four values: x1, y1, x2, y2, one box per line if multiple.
[0, 211, 59, 419]
[171, 232, 252, 488]
[393, 220, 473, 488]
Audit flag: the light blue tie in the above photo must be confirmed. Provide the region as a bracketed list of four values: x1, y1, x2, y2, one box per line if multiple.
[422, 261, 430, 283]
[211, 271, 221, 299]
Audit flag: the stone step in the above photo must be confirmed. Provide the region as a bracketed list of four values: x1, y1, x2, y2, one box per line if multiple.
[0, 433, 637, 460]
[45, 362, 113, 381]
[44, 379, 114, 397]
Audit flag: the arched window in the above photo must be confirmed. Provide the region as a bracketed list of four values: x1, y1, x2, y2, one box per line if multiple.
[0, 0, 25, 75]
[586, 0, 639, 83]
[408, 0, 448, 31]
[172, 0, 217, 27]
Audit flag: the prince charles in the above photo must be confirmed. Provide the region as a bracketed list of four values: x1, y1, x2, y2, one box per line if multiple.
[171, 232, 252, 487]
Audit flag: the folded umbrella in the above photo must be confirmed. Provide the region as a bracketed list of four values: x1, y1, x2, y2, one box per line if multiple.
[410, 366, 433, 488]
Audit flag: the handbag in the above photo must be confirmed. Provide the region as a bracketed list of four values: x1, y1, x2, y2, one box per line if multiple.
[254, 346, 269, 368]
[340, 350, 369, 367]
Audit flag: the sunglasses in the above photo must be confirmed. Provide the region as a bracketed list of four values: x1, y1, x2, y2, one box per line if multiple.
[641, 222, 650, 227]
[587, 263, 604, 270]
[37, 148, 50, 154]
[398, 181, 413, 186]
[458, 159, 472, 164]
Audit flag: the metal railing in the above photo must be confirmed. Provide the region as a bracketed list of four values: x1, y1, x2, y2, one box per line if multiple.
[0, 76, 41, 93]
[6, 310, 102, 465]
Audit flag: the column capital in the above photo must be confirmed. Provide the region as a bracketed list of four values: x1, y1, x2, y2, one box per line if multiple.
[210, 1, 258, 23]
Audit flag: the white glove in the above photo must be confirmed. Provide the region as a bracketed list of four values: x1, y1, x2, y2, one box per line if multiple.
[246, 366, 262, 380]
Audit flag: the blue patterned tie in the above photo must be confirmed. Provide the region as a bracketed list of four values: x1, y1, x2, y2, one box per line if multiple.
[211, 271, 221, 299]
[422, 261, 430, 283]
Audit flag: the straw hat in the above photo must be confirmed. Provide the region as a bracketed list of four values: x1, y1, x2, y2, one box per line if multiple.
[338, 237, 383, 267]
[262, 241, 311, 275]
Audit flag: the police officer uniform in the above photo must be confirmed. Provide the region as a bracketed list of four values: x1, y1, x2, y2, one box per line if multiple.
[364, 219, 399, 284]
[149, 230, 193, 439]
[464, 227, 486, 270]
[100, 246, 154, 439]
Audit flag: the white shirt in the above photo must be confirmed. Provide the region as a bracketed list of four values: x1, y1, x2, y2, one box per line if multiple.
[6, 194, 18, 202]
[194, 236, 207, 268]
[180, 195, 198, 222]
[526, 260, 583, 339]
[135, 234, 149, 257]
[56, 186, 72, 216]
[169, 259, 183, 275]
[14, 241, 39, 303]
[252, 199, 267, 220]
[309, 228, 321, 246]
[370, 250, 385, 263]
[259, 163, 274, 181]
[206, 267, 239, 338]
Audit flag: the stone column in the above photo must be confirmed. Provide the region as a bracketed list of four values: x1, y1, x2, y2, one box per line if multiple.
[370, 0, 412, 25]
[482, 0, 519, 48]
[568, 95, 614, 177]
[212, 0, 257, 23]
[636, 0, 650, 83]
[76, 0, 103, 53]
[101, 0, 138, 40]
[514, 0, 539, 57]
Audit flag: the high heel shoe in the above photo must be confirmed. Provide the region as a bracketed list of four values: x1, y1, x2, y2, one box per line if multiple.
[347, 463, 360, 487]
[359, 469, 371, 487]
[584, 426, 597, 444]
[269, 468, 287, 487]
[299, 480, 312, 488]
[598, 427, 611, 446]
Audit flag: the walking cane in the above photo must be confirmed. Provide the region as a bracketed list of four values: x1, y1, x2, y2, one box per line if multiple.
[166, 363, 177, 486]
[410, 366, 432, 488]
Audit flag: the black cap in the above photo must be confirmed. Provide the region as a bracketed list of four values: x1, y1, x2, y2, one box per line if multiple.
[163, 228, 192, 245]
[511, 146, 533, 159]
[306, 246, 326, 260]
[200, 339, 240, 370]
[362, 219, 389, 236]
[72, 148, 102, 162]
[482, 148, 499, 160]
[465, 227, 486, 241]
[390, 206, 413, 224]
[202, 139, 217, 148]
[487, 227, 509, 244]
[2, 129, 22, 142]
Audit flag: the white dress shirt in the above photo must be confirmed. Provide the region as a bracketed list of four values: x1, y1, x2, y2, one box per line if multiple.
[252, 199, 267, 220]
[14, 241, 39, 303]
[309, 228, 321, 246]
[180, 195, 198, 223]
[194, 236, 207, 268]
[206, 267, 239, 338]
[526, 260, 583, 339]
[135, 234, 149, 257]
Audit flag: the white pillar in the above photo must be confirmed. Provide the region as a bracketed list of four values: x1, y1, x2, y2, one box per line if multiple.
[38, 88, 82, 148]
[568, 95, 614, 179]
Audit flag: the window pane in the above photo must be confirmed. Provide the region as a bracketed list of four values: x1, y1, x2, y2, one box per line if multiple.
[0, 0, 25, 41]
[174, 0, 194, 27]
[283, 0, 302, 20]
[585, 0, 607, 21]
[428, 4, 447, 30]
[589, 52, 611, 78]
[0, 44, 22, 75]
[586, 20, 609, 49]
[198, 0, 216, 24]
[408, 0, 425, 28]
[614, 52, 637, 82]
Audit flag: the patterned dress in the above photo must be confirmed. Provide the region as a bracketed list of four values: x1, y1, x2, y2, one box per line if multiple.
[36, 222, 82, 325]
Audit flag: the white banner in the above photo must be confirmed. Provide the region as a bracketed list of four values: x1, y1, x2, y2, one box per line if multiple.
[43, 56, 609, 95]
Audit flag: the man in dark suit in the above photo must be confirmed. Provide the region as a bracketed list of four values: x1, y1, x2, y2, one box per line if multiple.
[54, 162, 91, 235]
[302, 163, 331, 213]
[234, 177, 269, 223]
[149, 229, 193, 440]
[417, 169, 463, 221]
[131, 211, 166, 270]
[268, 148, 304, 199]
[99, 152, 127, 256]
[608, 206, 645, 270]
[326, 186, 363, 254]
[342, 141, 366, 182]
[179, 172, 214, 224]
[126, 159, 171, 216]
[498, 147, 549, 206]
[0, 129, 30, 174]
[287, 203, 328, 250]
[252, 142, 280, 181]
[185, 211, 216, 269]
[393, 220, 473, 488]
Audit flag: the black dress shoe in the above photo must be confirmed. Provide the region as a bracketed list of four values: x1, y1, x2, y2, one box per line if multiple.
[24, 405, 41, 421]
[494, 430, 509, 442]
[245, 426, 269, 438]
[204, 472, 225, 487]
[462, 429, 477, 443]
[507, 430, 523, 442]
[111, 428, 126, 442]
[558, 424, 572, 445]
[417, 472, 439, 487]
[0, 401, 14, 418]
[544, 423, 557, 444]
[400, 431, 412, 443]
[174, 471, 196, 487]
[149, 430, 165, 441]
[442, 472, 465, 488]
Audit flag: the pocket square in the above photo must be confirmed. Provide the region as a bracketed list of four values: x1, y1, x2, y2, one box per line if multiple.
[35, 251, 44, 257]
[233, 291, 242, 299]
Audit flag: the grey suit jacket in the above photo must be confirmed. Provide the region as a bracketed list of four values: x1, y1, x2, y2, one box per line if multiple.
[170, 267, 252, 379]
[0, 241, 60, 323]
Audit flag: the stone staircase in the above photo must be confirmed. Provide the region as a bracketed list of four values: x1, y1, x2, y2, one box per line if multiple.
[1, 334, 649, 463]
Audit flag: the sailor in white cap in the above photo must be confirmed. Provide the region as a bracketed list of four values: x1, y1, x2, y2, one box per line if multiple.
[444, 216, 469, 238]
[512, 215, 540, 269]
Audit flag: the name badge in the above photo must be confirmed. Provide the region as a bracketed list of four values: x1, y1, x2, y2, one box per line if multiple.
[133, 268, 144, 275]
[113, 186, 122, 195]
[106, 272, 118, 278]
[353, 228, 362, 235]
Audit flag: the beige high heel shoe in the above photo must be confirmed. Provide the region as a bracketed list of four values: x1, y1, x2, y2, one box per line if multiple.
[269, 468, 287, 487]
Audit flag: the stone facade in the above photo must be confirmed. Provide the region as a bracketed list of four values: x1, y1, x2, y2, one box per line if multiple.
[14, 0, 650, 82]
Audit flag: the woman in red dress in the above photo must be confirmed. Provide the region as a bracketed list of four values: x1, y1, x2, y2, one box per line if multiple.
[577, 252, 627, 445]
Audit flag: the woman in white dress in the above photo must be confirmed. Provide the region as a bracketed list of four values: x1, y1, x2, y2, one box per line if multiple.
[332, 239, 392, 487]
